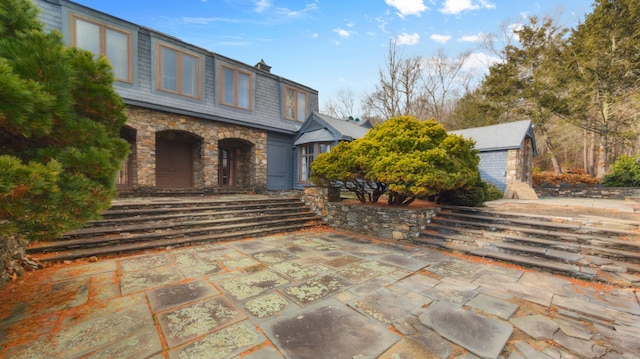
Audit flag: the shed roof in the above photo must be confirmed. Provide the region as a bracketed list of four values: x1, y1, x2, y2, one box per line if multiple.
[450, 120, 536, 154]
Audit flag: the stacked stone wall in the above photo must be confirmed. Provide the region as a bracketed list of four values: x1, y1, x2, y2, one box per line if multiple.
[125, 106, 268, 192]
[303, 187, 437, 241]
[534, 186, 640, 199]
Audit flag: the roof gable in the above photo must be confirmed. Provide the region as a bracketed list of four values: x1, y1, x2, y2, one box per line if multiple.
[295, 111, 370, 145]
[450, 120, 536, 154]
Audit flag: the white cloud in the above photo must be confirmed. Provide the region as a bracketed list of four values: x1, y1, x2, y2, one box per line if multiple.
[430, 34, 451, 44]
[440, 0, 495, 15]
[346, 21, 355, 28]
[458, 32, 484, 42]
[275, 3, 318, 18]
[463, 52, 502, 71]
[334, 28, 352, 38]
[385, 0, 428, 17]
[255, 0, 271, 12]
[179, 17, 241, 25]
[311, 33, 319, 38]
[396, 32, 420, 45]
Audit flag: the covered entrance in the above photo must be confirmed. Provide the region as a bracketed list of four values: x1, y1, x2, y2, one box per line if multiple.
[117, 126, 136, 190]
[218, 138, 254, 189]
[156, 131, 201, 188]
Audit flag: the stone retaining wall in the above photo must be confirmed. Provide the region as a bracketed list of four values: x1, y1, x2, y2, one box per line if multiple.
[302, 187, 437, 241]
[534, 186, 640, 199]
[0, 234, 28, 286]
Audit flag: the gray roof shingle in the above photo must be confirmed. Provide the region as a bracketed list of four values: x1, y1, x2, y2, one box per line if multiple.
[450, 120, 535, 153]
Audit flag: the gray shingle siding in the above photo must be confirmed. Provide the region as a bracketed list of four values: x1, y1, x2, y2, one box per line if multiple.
[137, 30, 152, 92]
[35, 0, 62, 33]
[35, 0, 318, 135]
[478, 151, 508, 191]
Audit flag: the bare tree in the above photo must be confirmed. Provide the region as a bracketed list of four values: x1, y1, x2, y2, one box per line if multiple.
[362, 41, 472, 125]
[362, 40, 407, 120]
[419, 49, 474, 126]
[322, 88, 356, 119]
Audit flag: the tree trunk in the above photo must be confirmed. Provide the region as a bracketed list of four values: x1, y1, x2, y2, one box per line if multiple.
[596, 133, 608, 178]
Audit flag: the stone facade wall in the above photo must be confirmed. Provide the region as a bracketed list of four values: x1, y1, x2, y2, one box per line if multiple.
[126, 106, 268, 192]
[0, 235, 28, 286]
[302, 187, 437, 241]
[534, 186, 640, 199]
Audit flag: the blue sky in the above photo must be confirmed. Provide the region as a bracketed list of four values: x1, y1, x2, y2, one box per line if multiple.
[72, 0, 595, 115]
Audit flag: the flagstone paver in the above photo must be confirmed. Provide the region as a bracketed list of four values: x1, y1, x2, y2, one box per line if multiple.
[157, 296, 245, 347]
[419, 300, 514, 359]
[2, 230, 639, 359]
[465, 294, 519, 320]
[147, 279, 219, 313]
[510, 314, 560, 340]
[265, 299, 400, 359]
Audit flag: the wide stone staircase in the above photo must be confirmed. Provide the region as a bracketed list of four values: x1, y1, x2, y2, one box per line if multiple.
[27, 195, 323, 263]
[417, 206, 640, 285]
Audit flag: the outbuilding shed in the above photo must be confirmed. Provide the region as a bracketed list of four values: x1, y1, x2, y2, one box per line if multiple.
[450, 120, 537, 192]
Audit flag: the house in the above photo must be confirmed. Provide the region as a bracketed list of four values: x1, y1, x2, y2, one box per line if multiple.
[35, 0, 319, 194]
[292, 112, 372, 189]
[450, 120, 537, 192]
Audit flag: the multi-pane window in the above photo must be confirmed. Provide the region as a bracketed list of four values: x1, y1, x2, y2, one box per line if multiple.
[71, 15, 132, 82]
[285, 86, 308, 121]
[220, 65, 252, 110]
[158, 44, 201, 98]
[299, 143, 331, 182]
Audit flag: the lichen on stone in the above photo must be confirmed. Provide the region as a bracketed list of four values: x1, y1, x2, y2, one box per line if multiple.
[244, 293, 288, 318]
[285, 275, 344, 303]
[177, 323, 258, 359]
[223, 258, 259, 270]
[164, 298, 238, 340]
[273, 262, 317, 281]
[220, 271, 289, 300]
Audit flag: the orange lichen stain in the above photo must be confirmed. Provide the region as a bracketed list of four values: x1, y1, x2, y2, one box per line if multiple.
[388, 324, 405, 338]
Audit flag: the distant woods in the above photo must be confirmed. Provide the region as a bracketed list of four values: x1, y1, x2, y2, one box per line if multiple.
[322, 0, 640, 177]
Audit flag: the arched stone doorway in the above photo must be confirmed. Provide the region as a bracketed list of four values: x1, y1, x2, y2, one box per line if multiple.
[156, 130, 202, 188]
[117, 126, 137, 190]
[218, 138, 254, 189]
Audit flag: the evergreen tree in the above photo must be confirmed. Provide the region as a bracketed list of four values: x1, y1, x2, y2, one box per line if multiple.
[0, 0, 129, 241]
[311, 116, 480, 206]
[566, 0, 640, 177]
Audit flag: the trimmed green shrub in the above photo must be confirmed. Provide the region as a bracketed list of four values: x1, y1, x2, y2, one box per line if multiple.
[602, 155, 640, 187]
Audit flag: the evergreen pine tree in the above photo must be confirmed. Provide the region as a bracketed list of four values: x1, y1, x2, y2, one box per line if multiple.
[0, 0, 129, 241]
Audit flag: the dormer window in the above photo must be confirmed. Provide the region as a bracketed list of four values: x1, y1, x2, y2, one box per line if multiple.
[70, 14, 132, 83]
[157, 44, 201, 98]
[284, 86, 307, 121]
[220, 65, 253, 110]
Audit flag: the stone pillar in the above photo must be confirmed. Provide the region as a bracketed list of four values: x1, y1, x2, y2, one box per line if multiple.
[137, 123, 156, 187]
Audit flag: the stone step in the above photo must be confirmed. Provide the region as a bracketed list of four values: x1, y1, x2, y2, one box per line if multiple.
[430, 217, 640, 251]
[439, 205, 640, 232]
[62, 210, 315, 239]
[420, 206, 640, 283]
[31, 222, 314, 263]
[435, 210, 640, 238]
[470, 248, 598, 279]
[100, 201, 303, 219]
[27, 195, 323, 262]
[87, 205, 308, 229]
[28, 215, 321, 254]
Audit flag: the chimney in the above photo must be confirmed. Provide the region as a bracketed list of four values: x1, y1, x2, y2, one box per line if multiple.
[255, 59, 271, 73]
